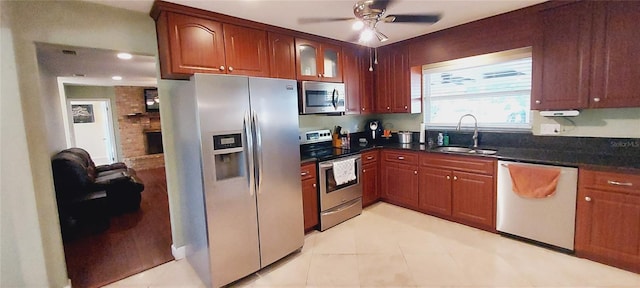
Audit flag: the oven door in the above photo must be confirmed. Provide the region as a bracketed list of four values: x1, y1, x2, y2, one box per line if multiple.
[318, 155, 362, 211]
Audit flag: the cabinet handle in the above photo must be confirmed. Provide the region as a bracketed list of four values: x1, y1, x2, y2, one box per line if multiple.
[404, 105, 408, 109]
[387, 106, 390, 110]
[362, 107, 365, 111]
[366, 156, 374, 160]
[228, 66, 234, 72]
[446, 175, 450, 180]
[535, 100, 541, 104]
[301, 171, 309, 176]
[219, 66, 225, 71]
[585, 196, 591, 202]
[313, 183, 316, 188]
[593, 97, 600, 102]
[414, 170, 418, 175]
[453, 176, 458, 180]
[607, 180, 632, 187]
[363, 169, 366, 173]
[397, 156, 405, 160]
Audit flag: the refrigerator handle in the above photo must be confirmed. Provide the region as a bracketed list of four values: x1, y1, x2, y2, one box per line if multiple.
[244, 111, 255, 196]
[253, 111, 264, 194]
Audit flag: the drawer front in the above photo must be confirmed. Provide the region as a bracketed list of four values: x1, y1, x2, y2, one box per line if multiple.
[361, 150, 379, 165]
[383, 150, 419, 165]
[580, 169, 640, 195]
[300, 162, 317, 181]
[420, 153, 495, 175]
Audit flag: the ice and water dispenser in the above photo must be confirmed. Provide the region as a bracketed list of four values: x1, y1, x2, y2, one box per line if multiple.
[212, 133, 245, 181]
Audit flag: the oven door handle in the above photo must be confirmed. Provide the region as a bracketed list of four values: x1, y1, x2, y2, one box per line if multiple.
[321, 198, 361, 216]
[319, 163, 334, 169]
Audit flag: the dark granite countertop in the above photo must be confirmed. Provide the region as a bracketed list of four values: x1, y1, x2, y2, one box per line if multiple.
[301, 138, 640, 171]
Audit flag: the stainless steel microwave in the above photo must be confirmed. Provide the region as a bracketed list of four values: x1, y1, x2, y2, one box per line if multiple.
[299, 81, 345, 114]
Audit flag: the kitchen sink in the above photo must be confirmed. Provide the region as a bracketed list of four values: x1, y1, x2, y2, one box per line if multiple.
[434, 147, 497, 155]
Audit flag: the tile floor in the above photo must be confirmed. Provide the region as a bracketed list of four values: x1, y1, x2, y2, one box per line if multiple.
[105, 202, 640, 287]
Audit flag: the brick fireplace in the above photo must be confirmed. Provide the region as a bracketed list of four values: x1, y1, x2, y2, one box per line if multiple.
[115, 86, 165, 170]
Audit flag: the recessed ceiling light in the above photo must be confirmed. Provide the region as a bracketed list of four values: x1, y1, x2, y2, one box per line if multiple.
[112, 76, 123, 81]
[117, 52, 132, 60]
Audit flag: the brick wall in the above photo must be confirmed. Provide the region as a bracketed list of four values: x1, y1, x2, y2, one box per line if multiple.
[115, 86, 164, 170]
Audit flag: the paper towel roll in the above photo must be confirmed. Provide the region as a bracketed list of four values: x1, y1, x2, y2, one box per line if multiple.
[419, 123, 426, 143]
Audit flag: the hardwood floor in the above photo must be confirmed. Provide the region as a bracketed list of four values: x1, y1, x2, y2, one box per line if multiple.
[62, 167, 173, 288]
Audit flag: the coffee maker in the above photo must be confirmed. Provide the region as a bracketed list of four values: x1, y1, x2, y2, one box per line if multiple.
[366, 120, 383, 140]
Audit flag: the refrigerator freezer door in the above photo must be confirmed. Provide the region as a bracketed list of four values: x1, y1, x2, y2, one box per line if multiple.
[194, 74, 261, 287]
[249, 77, 305, 267]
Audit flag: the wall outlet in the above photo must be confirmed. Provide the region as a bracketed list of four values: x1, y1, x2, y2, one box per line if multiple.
[540, 123, 561, 135]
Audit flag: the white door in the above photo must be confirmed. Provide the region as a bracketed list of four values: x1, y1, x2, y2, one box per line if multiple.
[69, 99, 116, 165]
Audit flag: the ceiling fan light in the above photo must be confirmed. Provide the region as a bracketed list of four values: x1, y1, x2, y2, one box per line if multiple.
[374, 29, 389, 42]
[359, 28, 374, 42]
[352, 20, 364, 30]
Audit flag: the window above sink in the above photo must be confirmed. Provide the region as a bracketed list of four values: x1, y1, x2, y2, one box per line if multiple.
[423, 47, 532, 131]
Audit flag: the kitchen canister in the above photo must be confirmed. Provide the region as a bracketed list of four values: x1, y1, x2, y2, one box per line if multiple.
[398, 131, 412, 144]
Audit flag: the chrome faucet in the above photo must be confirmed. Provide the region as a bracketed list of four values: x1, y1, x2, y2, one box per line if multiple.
[456, 114, 478, 148]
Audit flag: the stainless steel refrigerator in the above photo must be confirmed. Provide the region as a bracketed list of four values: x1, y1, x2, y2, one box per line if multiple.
[171, 74, 304, 287]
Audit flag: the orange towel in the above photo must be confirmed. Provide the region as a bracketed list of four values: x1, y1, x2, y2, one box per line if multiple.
[508, 164, 561, 198]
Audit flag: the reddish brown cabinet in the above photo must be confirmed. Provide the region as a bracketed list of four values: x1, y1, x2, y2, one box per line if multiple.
[343, 47, 362, 114]
[533, 1, 640, 109]
[374, 46, 419, 113]
[222, 23, 270, 77]
[301, 162, 318, 232]
[267, 32, 296, 79]
[576, 168, 640, 273]
[153, 11, 270, 79]
[361, 150, 380, 207]
[295, 38, 342, 82]
[381, 150, 419, 208]
[419, 153, 496, 231]
[157, 12, 226, 79]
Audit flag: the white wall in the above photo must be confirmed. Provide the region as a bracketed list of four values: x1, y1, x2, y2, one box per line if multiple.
[65, 85, 123, 160]
[0, 1, 159, 286]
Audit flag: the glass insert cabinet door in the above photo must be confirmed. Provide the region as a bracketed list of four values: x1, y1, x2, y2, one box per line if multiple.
[299, 44, 317, 77]
[323, 48, 338, 78]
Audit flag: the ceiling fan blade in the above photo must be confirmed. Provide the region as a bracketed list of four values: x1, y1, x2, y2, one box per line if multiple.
[297, 17, 354, 24]
[369, 0, 396, 11]
[384, 14, 441, 23]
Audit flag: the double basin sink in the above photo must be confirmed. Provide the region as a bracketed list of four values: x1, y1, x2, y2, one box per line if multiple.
[434, 146, 497, 155]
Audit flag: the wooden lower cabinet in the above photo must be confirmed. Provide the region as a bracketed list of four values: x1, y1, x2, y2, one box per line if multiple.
[300, 162, 318, 232]
[361, 150, 380, 207]
[575, 168, 640, 273]
[381, 150, 419, 208]
[451, 171, 495, 230]
[418, 153, 496, 232]
[418, 167, 452, 216]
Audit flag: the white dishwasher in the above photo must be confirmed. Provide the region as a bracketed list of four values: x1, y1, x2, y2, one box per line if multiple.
[496, 160, 578, 251]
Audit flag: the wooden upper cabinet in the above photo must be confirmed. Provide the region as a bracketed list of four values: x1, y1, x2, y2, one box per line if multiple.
[533, 1, 640, 109]
[374, 46, 416, 113]
[360, 51, 375, 114]
[589, 1, 640, 108]
[163, 12, 226, 78]
[267, 32, 296, 79]
[222, 24, 269, 77]
[156, 12, 270, 79]
[532, 1, 592, 110]
[295, 38, 343, 82]
[343, 46, 361, 114]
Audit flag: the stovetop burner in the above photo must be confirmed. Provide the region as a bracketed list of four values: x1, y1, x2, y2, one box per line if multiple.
[300, 141, 358, 162]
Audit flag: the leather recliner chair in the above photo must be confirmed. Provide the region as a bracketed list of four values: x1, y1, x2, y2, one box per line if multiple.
[51, 148, 144, 234]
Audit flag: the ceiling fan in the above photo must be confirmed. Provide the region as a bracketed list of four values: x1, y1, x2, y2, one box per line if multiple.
[298, 0, 441, 43]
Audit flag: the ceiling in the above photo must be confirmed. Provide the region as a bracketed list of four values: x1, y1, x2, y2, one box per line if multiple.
[87, 0, 546, 47]
[40, 0, 547, 87]
[36, 43, 157, 87]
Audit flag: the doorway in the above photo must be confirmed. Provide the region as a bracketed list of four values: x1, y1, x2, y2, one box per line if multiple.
[68, 99, 116, 165]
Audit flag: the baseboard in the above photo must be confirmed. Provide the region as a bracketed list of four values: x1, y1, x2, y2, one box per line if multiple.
[171, 244, 186, 260]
